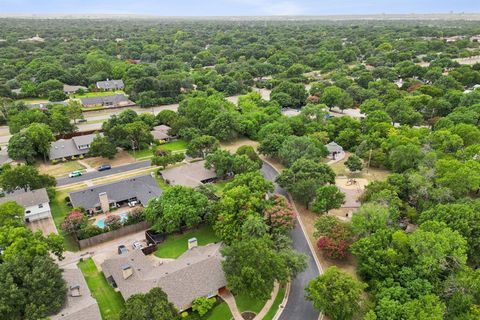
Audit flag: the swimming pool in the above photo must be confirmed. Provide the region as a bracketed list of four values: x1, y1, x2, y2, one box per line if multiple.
[96, 212, 129, 229]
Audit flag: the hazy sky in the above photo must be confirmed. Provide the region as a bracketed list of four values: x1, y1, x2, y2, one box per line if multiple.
[0, 0, 479, 16]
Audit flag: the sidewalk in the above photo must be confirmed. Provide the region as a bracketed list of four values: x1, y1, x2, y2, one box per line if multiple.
[253, 282, 280, 320]
[218, 289, 243, 320]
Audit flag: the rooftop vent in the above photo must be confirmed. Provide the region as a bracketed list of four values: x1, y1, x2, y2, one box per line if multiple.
[70, 284, 81, 297]
[121, 264, 133, 280]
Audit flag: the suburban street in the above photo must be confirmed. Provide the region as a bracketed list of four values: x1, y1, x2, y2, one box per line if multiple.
[261, 162, 321, 320]
[56, 160, 151, 186]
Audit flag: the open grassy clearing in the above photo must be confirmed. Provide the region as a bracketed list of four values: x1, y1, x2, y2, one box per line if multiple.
[154, 225, 220, 259]
[129, 140, 188, 160]
[72, 90, 125, 98]
[78, 258, 125, 320]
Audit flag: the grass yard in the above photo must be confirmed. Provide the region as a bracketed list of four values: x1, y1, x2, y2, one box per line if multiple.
[37, 161, 86, 178]
[263, 286, 286, 320]
[154, 174, 171, 190]
[157, 139, 188, 152]
[203, 301, 232, 320]
[128, 148, 153, 160]
[235, 293, 268, 313]
[72, 90, 125, 98]
[50, 189, 83, 251]
[78, 258, 125, 320]
[155, 225, 220, 259]
[16, 97, 49, 104]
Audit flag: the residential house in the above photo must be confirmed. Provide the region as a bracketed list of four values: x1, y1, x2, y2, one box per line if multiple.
[151, 125, 174, 141]
[49, 133, 100, 161]
[51, 266, 102, 320]
[69, 174, 162, 214]
[96, 79, 124, 91]
[63, 84, 87, 95]
[0, 188, 51, 222]
[325, 141, 344, 160]
[160, 160, 217, 188]
[80, 94, 135, 108]
[101, 242, 226, 311]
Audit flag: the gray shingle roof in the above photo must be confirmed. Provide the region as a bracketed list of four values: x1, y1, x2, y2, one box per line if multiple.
[96, 79, 124, 90]
[69, 174, 162, 210]
[0, 188, 49, 207]
[49, 133, 99, 160]
[325, 141, 343, 153]
[80, 94, 130, 106]
[160, 161, 217, 187]
[151, 125, 172, 140]
[63, 84, 87, 94]
[51, 266, 102, 320]
[101, 243, 226, 310]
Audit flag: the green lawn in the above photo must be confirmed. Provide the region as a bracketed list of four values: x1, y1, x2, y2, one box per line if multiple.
[128, 148, 153, 160]
[158, 140, 188, 152]
[16, 97, 49, 104]
[50, 190, 78, 251]
[155, 225, 220, 259]
[235, 293, 268, 313]
[203, 301, 232, 320]
[263, 286, 286, 320]
[78, 258, 125, 320]
[72, 90, 125, 98]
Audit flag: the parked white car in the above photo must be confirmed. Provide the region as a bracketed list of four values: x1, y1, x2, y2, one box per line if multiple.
[132, 241, 144, 250]
[128, 200, 138, 207]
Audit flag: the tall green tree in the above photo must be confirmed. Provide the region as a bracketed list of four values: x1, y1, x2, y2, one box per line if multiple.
[120, 287, 180, 320]
[306, 266, 367, 320]
[312, 185, 345, 214]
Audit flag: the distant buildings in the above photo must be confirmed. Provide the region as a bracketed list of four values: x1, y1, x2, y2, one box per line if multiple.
[150, 125, 174, 141]
[51, 266, 102, 320]
[49, 133, 100, 161]
[96, 79, 124, 91]
[160, 160, 217, 187]
[63, 84, 87, 95]
[0, 188, 51, 222]
[18, 34, 45, 43]
[101, 242, 226, 311]
[80, 94, 135, 108]
[68, 174, 162, 214]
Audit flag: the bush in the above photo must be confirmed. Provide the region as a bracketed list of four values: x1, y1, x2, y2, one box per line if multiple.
[61, 210, 87, 234]
[71, 156, 77, 160]
[181, 311, 189, 318]
[77, 224, 103, 240]
[124, 207, 145, 225]
[104, 215, 121, 231]
[192, 297, 216, 316]
[51, 159, 58, 165]
[79, 154, 84, 159]
[46, 187, 56, 201]
[62, 157, 67, 162]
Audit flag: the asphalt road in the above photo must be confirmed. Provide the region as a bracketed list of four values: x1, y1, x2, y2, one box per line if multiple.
[261, 162, 320, 320]
[56, 160, 151, 186]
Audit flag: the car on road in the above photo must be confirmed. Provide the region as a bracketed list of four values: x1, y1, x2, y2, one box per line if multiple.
[77, 119, 87, 123]
[118, 245, 128, 255]
[69, 170, 82, 178]
[132, 241, 144, 250]
[97, 164, 112, 171]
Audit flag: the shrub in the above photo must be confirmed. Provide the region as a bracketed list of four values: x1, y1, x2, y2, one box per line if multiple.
[51, 159, 58, 165]
[124, 207, 145, 225]
[79, 154, 84, 159]
[71, 156, 77, 160]
[192, 297, 216, 316]
[181, 311, 189, 318]
[104, 215, 121, 231]
[62, 157, 67, 162]
[61, 210, 87, 234]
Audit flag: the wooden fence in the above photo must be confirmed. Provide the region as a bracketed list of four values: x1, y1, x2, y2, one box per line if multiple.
[76, 221, 151, 249]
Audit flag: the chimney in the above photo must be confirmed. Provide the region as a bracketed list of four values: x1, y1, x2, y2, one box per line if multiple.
[99, 192, 109, 213]
[70, 285, 81, 297]
[122, 264, 133, 280]
[188, 237, 198, 250]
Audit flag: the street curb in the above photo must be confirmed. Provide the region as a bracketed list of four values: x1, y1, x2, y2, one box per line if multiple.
[262, 159, 324, 320]
[272, 282, 291, 320]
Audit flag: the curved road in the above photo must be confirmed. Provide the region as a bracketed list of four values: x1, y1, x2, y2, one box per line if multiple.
[261, 162, 320, 320]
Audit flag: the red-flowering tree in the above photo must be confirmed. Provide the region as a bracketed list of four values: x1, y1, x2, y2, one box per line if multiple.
[61, 210, 87, 234]
[105, 215, 121, 230]
[264, 194, 296, 234]
[314, 215, 353, 260]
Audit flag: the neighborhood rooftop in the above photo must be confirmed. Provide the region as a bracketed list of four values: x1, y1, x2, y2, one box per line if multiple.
[101, 243, 226, 311]
[160, 160, 217, 187]
[151, 125, 172, 141]
[96, 79, 124, 90]
[80, 94, 131, 106]
[49, 133, 100, 160]
[51, 266, 101, 320]
[0, 188, 49, 207]
[68, 174, 162, 211]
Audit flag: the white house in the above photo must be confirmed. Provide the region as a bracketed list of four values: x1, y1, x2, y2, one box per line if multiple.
[0, 188, 51, 222]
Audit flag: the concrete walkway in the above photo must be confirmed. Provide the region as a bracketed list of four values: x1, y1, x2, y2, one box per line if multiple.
[219, 289, 243, 320]
[253, 282, 280, 320]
